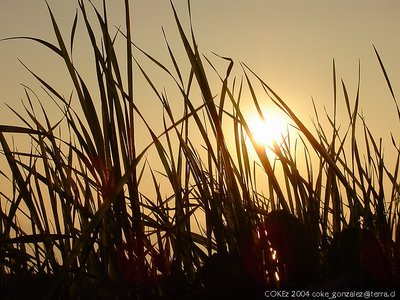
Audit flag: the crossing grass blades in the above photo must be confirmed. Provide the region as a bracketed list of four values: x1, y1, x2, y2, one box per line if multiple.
[0, 1, 399, 299]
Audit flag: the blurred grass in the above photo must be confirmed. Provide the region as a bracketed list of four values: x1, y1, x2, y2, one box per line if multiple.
[0, 0, 399, 298]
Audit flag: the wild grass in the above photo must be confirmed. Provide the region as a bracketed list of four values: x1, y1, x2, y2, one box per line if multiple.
[0, 1, 399, 299]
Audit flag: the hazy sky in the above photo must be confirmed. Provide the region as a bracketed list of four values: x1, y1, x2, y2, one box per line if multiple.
[1, 0, 400, 149]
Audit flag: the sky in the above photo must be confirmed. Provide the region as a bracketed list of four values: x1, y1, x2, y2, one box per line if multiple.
[1, 0, 400, 163]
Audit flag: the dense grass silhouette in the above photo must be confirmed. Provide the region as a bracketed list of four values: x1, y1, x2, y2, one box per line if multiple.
[0, 1, 399, 299]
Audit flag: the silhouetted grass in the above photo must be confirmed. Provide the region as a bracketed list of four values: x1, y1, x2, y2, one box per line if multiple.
[0, 1, 399, 299]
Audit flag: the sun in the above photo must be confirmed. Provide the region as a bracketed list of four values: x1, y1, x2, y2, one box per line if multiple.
[248, 112, 289, 147]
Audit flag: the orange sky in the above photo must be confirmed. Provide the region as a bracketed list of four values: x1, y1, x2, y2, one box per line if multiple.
[1, 0, 400, 153]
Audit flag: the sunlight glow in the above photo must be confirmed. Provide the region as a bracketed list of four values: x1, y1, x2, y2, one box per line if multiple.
[274, 271, 280, 282]
[271, 249, 277, 261]
[248, 113, 288, 147]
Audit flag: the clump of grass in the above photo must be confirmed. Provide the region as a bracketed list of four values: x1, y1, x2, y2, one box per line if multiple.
[0, 0, 399, 298]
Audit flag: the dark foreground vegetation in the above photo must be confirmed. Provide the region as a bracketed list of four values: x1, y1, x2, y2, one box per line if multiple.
[1, 1, 399, 299]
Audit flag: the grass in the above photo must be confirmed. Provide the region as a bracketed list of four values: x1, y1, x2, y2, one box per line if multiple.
[0, 1, 399, 299]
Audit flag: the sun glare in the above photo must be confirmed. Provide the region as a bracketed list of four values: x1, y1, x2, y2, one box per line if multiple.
[248, 113, 289, 147]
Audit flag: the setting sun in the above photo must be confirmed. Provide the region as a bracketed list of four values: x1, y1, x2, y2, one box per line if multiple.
[248, 113, 289, 147]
